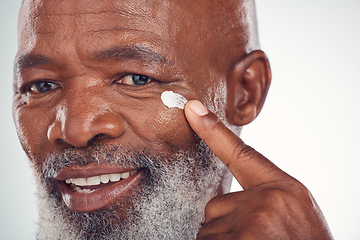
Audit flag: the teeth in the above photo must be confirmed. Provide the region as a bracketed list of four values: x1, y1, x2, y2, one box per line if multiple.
[82, 189, 94, 194]
[109, 174, 121, 182]
[64, 170, 136, 187]
[87, 176, 100, 185]
[121, 172, 129, 179]
[73, 178, 86, 186]
[100, 174, 110, 184]
[72, 185, 95, 194]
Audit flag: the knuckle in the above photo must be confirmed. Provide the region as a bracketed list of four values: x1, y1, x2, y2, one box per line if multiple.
[230, 142, 264, 169]
[205, 194, 231, 211]
[204, 194, 237, 222]
[204, 197, 221, 220]
[281, 179, 313, 204]
[256, 186, 296, 216]
[259, 180, 315, 214]
[291, 181, 318, 208]
[261, 187, 289, 205]
[229, 140, 250, 164]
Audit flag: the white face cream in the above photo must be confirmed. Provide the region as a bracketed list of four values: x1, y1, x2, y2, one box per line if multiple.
[161, 91, 188, 109]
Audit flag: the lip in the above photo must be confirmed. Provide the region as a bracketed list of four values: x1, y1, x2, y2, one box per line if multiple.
[55, 165, 143, 212]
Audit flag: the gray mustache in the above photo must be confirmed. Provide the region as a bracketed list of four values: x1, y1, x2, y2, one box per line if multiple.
[39, 144, 161, 180]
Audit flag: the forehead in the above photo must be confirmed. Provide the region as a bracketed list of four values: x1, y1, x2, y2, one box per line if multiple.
[18, 0, 219, 49]
[18, 1, 169, 52]
[37, 1, 168, 34]
[18, 0, 223, 68]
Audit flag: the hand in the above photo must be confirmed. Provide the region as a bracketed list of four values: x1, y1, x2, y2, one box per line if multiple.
[184, 100, 333, 240]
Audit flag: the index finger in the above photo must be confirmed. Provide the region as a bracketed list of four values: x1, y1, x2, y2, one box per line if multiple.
[184, 100, 289, 189]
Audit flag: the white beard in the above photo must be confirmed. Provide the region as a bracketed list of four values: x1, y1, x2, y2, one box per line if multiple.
[34, 141, 227, 240]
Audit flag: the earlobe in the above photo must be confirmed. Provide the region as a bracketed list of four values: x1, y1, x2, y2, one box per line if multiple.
[226, 50, 271, 126]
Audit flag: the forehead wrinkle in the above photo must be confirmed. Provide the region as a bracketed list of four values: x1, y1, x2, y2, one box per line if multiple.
[26, 0, 157, 25]
[33, 9, 149, 19]
[24, 5, 154, 41]
[86, 26, 170, 47]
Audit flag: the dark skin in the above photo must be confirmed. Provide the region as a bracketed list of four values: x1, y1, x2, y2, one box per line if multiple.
[13, 0, 333, 239]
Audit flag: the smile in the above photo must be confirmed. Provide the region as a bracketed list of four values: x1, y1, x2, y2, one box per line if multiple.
[55, 166, 143, 212]
[65, 170, 137, 194]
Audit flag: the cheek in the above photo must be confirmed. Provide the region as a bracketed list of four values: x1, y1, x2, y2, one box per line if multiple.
[13, 106, 53, 161]
[153, 108, 195, 148]
[120, 99, 196, 153]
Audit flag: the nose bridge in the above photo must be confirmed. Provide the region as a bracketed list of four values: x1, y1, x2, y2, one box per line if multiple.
[48, 81, 125, 147]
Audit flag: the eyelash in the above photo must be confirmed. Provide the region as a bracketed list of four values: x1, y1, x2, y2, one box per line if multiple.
[23, 80, 61, 94]
[115, 73, 156, 86]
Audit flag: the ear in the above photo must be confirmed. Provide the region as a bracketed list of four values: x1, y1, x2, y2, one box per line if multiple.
[226, 50, 271, 126]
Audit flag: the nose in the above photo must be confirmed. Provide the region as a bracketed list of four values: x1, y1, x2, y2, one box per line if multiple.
[47, 94, 125, 148]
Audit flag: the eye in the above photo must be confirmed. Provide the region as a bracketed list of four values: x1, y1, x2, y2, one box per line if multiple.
[117, 74, 153, 86]
[25, 81, 60, 94]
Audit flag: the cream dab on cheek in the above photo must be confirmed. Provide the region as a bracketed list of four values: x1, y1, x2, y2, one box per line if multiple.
[161, 91, 188, 109]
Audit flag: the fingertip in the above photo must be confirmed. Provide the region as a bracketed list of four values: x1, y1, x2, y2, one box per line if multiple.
[185, 100, 209, 117]
[184, 100, 214, 139]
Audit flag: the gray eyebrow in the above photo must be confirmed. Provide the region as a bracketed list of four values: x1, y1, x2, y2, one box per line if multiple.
[15, 54, 54, 72]
[94, 45, 173, 65]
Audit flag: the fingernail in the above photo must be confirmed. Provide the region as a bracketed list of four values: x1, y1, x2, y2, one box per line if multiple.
[189, 100, 209, 116]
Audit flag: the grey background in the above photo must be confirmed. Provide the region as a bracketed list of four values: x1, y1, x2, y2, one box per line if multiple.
[1, 1, 359, 239]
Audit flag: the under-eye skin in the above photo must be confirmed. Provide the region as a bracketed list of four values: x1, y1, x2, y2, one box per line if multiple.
[116, 74, 154, 86]
[23, 80, 60, 94]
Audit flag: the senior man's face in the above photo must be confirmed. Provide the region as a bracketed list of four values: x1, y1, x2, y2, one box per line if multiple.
[13, 0, 238, 239]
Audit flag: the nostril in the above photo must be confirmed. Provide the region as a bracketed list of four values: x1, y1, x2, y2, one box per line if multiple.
[87, 134, 107, 145]
[56, 138, 65, 145]
[54, 138, 72, 146]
